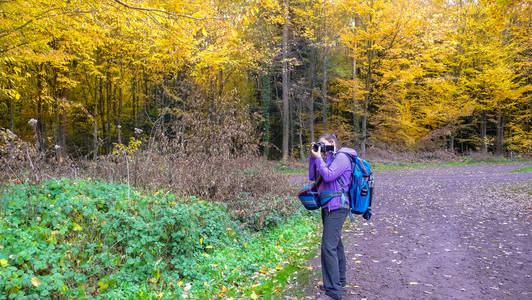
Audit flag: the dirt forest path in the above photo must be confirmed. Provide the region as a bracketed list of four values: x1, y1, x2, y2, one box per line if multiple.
[291, 163, 532, 299]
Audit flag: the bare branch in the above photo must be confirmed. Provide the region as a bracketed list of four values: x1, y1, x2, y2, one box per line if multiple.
[0, 42, 28, 54]
[113, 0, 206, 21]
[0, 7, 61, 39]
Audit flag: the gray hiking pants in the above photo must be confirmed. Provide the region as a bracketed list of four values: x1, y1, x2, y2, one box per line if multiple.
[321, 207, 349, 300]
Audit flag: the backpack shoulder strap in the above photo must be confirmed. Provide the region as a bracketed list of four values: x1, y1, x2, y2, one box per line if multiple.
[335, 152, 356, 194]
[355, 157, 370, 176]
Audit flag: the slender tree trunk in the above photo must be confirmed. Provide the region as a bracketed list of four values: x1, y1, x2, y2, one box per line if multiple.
[93, 76, 99, 159]
[308, 47, 317, 143]
[449, 130, 455, 152]
[298, 99, 305, 160]
[9, 96, 14, 133]
[59, 97, 67, 156]
[118, 86, 123, 145]
[118, 87, 122, 129]
[480, 111, 487, 154]
[361, 45, 373, 157]
[496, 109, 504, 155]
[93, 119, 98, 160]
[290, 89, 295, 157]
[36, 66, 44, 150]
[352, 39, 360, 141]
[219, 68, 224, 97]
[322, 46, 329, 132]
[143, 68, 149, 126]
[262, 72, 271, 159]
[281, 0, 290, 162]
[54, 101, 60, 149]
[106, 78, 111, 153]
[132, 78, 138, 127]
[99, 77, 106, 148]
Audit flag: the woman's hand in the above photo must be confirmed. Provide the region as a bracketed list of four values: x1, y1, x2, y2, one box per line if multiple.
[310, 143, 321, 158]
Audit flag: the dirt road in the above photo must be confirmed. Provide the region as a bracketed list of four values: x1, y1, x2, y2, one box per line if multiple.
[292, 163, 532, 299]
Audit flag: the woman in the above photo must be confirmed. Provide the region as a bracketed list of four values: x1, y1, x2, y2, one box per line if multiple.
[309, 134, 357, 300]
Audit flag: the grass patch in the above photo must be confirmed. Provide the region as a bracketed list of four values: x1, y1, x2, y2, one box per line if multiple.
[275, 162, 307, 175]
[276, 156, 532, 174]
[510, 166, 532, 173]
[373, 157, 532, 171]
[0, 178, 320, 299]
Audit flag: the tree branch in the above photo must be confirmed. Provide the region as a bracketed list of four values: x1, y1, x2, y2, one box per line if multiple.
[0, 7, 61, 39]
[0, 42, 28, 54]
[113, 0, 206, 21]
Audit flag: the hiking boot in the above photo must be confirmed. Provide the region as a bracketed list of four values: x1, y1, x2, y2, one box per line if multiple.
[318, 284, 347, 292]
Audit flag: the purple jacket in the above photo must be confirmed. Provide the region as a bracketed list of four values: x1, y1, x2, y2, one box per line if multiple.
[308, 147, 357, 211]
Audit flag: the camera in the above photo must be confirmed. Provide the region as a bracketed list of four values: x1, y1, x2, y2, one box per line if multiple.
[313, 142, 334, 152]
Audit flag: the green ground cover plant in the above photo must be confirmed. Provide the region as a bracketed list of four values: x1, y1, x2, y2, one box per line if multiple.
[0, 178, 319, 299]
[510, 166, 532, 173]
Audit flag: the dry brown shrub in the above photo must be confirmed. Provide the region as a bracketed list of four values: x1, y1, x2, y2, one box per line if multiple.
[0, 129, 78, 184]
[1, 92, 298, 230]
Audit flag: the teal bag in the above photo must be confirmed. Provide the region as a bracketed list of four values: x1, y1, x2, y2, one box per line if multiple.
[297, 183, 320, 210]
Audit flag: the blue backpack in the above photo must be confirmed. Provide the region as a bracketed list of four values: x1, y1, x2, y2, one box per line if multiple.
[337, 152, 374, 220]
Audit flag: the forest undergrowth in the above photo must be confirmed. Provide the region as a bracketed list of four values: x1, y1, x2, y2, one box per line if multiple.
[0, 113, 324, 298]
[0, 178, 320, 298]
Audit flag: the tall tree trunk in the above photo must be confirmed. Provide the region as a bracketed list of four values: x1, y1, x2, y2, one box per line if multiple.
[144, 68, 149, 126]
[322, 46, 329, 132]
[93, 76, 99, 159]
[298, 98, 305, 160]
[106, 77, 111, 153]
[118, 86, 123, 145]
[54, 101, 60, 150]
[93, 118, 98, 160]
[308, 47, 317, 143]
[480, 111, 487, 154]
[54, 99, 67, 162]
[219, 68, 224, 97]
[9, 96, 14, 133]
[36, 66, 44, 150]
[449, 130, 455, 152]
[118, 87, 122, 129]
[352, 38, 360, 142]
[361, 45, 373, 157]
[99, 77, 106, 149]
[59, 98, 67, 155]
[132, 78, 138, 127]
[262, 72, 271, 159]
[496, 109, 504, 155]
[281, 0, 290, 162]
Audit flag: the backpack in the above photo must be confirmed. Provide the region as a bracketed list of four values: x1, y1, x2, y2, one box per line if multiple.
[337, 152, 374, 220]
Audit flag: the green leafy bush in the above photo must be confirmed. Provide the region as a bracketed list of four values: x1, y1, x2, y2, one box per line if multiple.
[0, 178, 318, 299]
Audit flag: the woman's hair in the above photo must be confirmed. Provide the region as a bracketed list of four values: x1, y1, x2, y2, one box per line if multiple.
[319, 133, 341, 149]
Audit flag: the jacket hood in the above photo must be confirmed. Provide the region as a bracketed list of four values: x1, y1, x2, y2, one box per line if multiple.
[337, 147, 358, 157]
